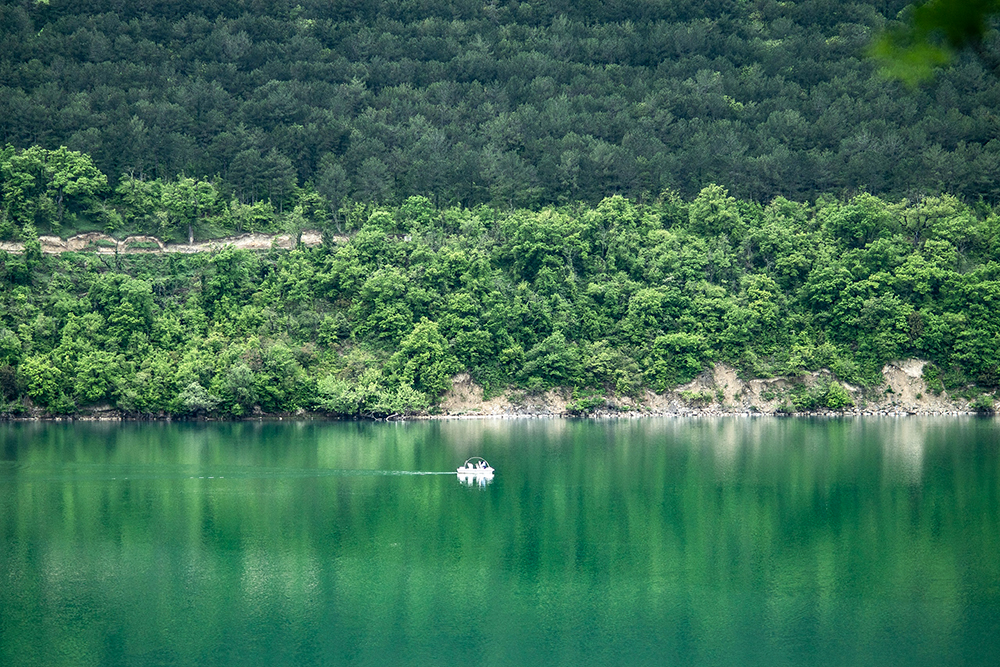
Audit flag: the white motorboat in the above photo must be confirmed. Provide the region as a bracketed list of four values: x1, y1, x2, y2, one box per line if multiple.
[457, 457, 494, 485]
[457, 457, 494, 475]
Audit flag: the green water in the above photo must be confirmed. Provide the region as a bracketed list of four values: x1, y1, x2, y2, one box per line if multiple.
[1, 417, 999, 666]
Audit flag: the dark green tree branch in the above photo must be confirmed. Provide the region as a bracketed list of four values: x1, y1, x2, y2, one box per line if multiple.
[873, 0, 1000, 83]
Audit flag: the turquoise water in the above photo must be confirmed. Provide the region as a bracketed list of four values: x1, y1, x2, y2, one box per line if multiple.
[1, 417, 998, 666]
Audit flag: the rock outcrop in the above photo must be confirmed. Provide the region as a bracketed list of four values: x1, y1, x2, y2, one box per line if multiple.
[435, 361, 981, 418]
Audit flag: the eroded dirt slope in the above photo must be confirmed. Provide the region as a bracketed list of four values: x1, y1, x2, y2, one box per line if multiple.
[437, 361, 976, 417]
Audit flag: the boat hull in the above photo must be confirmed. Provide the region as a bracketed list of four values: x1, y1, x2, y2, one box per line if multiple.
[457, 470, 494, 486]
[456, 467, 495, 475]
[456, 457, 495, 485]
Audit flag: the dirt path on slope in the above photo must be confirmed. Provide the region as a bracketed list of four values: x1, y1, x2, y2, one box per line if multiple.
[0, 230, 335, 255]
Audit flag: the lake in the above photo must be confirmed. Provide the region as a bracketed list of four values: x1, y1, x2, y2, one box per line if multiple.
[1, 417, 999, 666]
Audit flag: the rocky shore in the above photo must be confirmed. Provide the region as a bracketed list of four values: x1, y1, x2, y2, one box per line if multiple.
[3, 359, 992, 421]
[434, 360, 990, 419]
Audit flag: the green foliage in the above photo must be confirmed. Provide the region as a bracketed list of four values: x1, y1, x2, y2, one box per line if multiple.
[970, 394, 996, 413]
[6, 3, 1000, 213]
[872, 0, 1000, 84]
[680, 390, 715, 406]
[159, 177, 221, 243]
[0, 329, 22, 365]
[89, 274, 154, 347]
[73, 350, 118, 404]
[821, 195, 901, 249]
[644, 332, 707, 392]
[370, 384, 431, 417]
[1, 189, 999, 417]
[922, 363, 946, 395]
[1, 146, 107, 231]
[220, 362, 256, 417]
[0, 364, 20, 402]
[177, 381, 219, 416]
[566, 389, 610, 415]
[824, 383, 855, 410]
[520, 332, 582, 390]
[581, 341, 643, 395]
[387, 318, 457, 398]
[689, 185, 744, 239]
[316, 369, 429, 418]
[18, 355, 58, 402]
[316, 375, 363, 416]
[788, 379, 856, 411]
[788, 382, 824, 411]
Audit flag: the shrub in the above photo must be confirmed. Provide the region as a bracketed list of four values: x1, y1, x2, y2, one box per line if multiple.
[680, 390, 714, 405]
[970, 395, 995, 414]
[567, 390, 608, 415]
[922, 363, 945, 395]
[824, 382, 854, 409]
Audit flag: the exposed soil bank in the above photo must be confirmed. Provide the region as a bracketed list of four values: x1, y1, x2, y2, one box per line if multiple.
[435, 360, 985, 418]
[5, 360, 988, 421]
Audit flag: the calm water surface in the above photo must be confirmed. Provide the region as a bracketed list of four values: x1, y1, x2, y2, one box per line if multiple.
[1, 417, 999, 666]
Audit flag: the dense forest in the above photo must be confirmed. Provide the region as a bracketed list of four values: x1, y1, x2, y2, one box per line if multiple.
[1, 188, 999, 416]
[2, 0, 1000, 207]
[1, 1, 1000, 417]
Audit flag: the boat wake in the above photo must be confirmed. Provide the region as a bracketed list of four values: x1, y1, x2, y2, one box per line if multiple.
[1, 463, 465, 481]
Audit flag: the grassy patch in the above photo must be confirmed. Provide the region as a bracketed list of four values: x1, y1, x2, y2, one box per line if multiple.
[680, 390, 714, 406]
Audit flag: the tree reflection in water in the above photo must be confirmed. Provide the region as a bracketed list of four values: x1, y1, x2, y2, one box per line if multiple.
[1, 418, 998, 667]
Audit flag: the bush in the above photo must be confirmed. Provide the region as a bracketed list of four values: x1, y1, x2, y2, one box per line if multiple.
[519, 332, 582, 390]
[370, 384, 429, 417]
[680, 390, 714, 406]
[824, 382, 854, 409]
[178, 381, 219, 416]
[922, 363, 945, 395]
[970, 395, 995, 414]
[567, 389, 608, 415]
[787, 379, 853, 411]
[644, 332, 706, 391]
[0, 364, 21, 400]
[789, 384, 820, 410]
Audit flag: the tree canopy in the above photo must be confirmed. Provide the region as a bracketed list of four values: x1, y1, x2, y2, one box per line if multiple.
[3, 1, 1000, 205]
[2, 191, 998, 417]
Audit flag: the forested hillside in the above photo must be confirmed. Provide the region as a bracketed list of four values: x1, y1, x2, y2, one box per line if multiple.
[3, 0, 1000, 207]
[1, 192, 998, 417]
[1, 1, 999, 417]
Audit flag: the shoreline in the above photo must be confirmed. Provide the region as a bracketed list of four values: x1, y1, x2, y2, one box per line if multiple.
[0, 406, 984, 422]
[2, 360, 991, 422]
